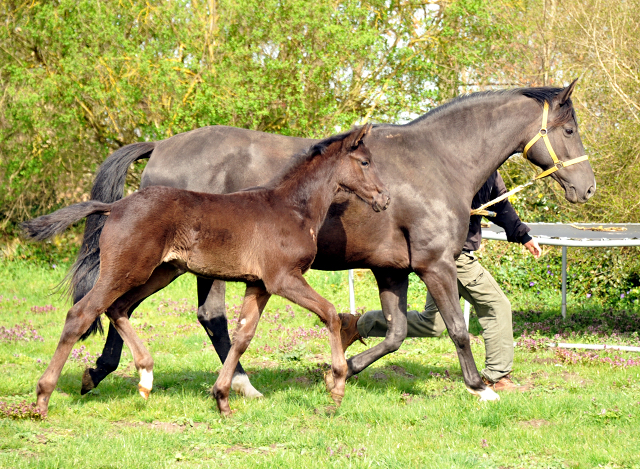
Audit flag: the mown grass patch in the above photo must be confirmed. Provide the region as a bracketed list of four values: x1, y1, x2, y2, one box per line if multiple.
[1, 260, 639, 468]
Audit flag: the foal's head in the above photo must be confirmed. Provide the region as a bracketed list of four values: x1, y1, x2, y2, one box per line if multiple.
[333, 125, 390, 212]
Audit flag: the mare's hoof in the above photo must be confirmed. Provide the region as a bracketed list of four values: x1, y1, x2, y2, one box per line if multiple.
[80, 368, 96, 395]
[138, 385, 151, 400]
[467, 386, 500, 401]
[231, 374, 263, 399]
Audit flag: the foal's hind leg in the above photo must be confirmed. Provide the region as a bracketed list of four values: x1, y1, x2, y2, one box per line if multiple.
[197, 278, 262, 398]
[83, 266, 184, 394]
[105, 263, 183, 399]
[36, 284, 124, 415]
[81, 305, 137, 395]
[212, 283, 271, 416]
[270, 273, 348, 408]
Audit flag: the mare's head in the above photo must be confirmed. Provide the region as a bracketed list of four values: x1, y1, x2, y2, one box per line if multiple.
[521, 79, 596, 203]
[334, 124, 390, 212]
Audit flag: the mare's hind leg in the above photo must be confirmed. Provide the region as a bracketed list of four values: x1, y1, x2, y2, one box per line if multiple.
[197, 278, 262, 398]
[345, 269, 410, 378]
[36, 283, 125, 415]
[212, 283, 271, 416]
[270, 273, 348, 408]
[105, 263, 183, 399]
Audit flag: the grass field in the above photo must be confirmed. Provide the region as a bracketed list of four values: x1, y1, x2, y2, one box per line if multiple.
[1, 260, 639, 468]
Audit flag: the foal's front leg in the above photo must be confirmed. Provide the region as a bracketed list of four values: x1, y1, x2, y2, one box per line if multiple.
[197, 277, 263, 398]
[212, 283, 271, 416]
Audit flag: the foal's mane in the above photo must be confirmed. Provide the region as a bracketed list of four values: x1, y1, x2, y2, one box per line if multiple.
[398, 87, 576, 129]
[264, 128, 360, 189]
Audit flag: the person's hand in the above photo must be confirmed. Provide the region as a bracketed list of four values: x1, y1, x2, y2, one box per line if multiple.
[524, 238, 542, 259]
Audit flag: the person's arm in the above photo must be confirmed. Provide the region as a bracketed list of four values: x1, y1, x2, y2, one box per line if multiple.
[491, 173, 541, 258]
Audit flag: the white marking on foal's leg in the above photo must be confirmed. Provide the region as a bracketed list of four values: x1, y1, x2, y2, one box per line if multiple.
[231, 373, 263, 399]
[466, 386, 500, 401]
[138, 369, 153, 399]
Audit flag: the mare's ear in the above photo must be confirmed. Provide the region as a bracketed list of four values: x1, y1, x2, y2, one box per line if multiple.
[350, 123, 371, 149]
[555, 79, 578, 106]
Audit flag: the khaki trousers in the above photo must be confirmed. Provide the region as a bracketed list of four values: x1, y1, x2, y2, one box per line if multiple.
[356, 252, 513, 382]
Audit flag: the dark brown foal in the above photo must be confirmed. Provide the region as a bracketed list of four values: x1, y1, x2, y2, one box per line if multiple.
[23, 125, 390, 416]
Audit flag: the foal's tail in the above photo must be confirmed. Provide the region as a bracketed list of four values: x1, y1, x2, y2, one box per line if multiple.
[51, 142, 155, 339]
[73, 142, 155, 339]
[21, 201, 113, 241]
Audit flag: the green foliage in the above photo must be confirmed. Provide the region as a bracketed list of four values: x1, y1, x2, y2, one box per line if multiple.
[0, 0, 446, 234]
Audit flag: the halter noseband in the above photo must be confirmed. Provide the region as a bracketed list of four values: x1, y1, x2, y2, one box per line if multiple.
[522, 101, 589, 180]
[470, 101, 589, 217]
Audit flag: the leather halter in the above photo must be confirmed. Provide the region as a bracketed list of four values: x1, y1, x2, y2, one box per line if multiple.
[470, 101, 589, 217]
[522, 101, 589, 180]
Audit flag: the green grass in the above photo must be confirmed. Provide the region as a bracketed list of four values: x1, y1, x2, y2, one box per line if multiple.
[1, 260, 640, 468]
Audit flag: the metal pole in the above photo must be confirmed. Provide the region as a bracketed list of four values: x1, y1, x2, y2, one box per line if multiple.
[463, 300, 471, 331]
[348, 269, 356, 315]
[561, 246, 567, 319]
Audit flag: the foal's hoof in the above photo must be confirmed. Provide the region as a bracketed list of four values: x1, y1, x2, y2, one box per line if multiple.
[80, 368, 96, 395]
[467, 386, 500, 402]
[323, 370, 336, 392]
[330, 390, 344, 408]
[138, 385, 151, 400]
[137, 369, 153, 400]
[35, 398, 49, 419]
[215, 398, 233, 417]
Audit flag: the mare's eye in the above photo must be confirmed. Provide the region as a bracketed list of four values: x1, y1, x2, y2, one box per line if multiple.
[564, 128, 574, 136]
[360, 160, 370, 167]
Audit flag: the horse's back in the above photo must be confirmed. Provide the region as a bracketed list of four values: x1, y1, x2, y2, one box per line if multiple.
[140, 126, 315, 194]
[104, 185, 305, 282]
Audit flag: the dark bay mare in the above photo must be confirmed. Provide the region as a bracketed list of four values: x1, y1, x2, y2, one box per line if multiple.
[74, 82, 594, 403]
[22, 126, 390, 416]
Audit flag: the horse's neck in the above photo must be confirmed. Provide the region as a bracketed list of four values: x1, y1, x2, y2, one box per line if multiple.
[272, 154, 339, 228]
[412, 95, 537, 197]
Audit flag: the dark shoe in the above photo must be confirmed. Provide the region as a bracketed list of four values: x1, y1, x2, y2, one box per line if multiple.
[338, 313, 365, 352]
[483, 374, 523, 392]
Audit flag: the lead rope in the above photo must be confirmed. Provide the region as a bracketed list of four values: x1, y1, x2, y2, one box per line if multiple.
[470, 101, 589, 217]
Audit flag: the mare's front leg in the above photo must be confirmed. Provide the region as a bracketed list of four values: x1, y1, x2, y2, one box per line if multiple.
[346, 268, 409, 377]
[413, 256, 499, 401]
[271, 273, 348, 408]
[212, 283, 271, 416]
[197, 278, 262, 398]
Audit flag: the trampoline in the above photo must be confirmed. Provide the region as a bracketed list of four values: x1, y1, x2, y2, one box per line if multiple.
[482, 223, 640, 318]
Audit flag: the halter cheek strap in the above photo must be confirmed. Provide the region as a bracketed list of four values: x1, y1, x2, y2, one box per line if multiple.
[470, 101, 589, 217]
[522, 101, 589, 180]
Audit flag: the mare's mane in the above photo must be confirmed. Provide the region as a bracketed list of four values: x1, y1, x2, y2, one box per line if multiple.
[373, 86, 576, 130]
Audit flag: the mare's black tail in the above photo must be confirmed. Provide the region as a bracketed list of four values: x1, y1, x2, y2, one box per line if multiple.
[71, 142, 156, 339]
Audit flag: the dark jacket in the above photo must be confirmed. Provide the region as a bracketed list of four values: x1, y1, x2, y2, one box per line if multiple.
[464, 171, 532, 252]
